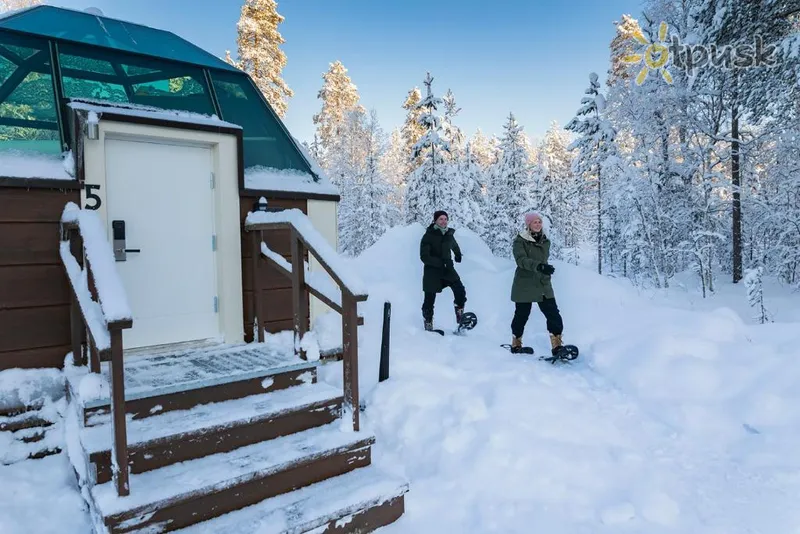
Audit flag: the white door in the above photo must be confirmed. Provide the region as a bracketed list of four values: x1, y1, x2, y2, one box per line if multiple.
[104, 138, 218, 349]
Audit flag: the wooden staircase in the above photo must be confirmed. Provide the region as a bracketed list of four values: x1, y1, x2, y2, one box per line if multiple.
[64, 342, 408, 533]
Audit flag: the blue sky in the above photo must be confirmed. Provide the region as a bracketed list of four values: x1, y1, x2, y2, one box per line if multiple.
[49, 0, 646, 144]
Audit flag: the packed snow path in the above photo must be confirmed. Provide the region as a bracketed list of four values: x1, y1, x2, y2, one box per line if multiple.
[318, 224, 800, 533]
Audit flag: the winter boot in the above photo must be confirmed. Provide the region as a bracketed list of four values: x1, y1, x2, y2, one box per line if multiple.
[424, 320, 434, 332]
[550, 333, 563, 356]
[511, 336, 524, 353]
[454, 306, 464, 325]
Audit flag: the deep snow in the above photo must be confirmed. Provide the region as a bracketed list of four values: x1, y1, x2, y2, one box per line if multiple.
[2, 223, 800, 533]
[321, 223, 800, 533]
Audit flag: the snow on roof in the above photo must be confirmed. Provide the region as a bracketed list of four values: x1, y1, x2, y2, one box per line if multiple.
[246, 207, 367, 296]
[244, 166, 339, 196]
[0, 150, 74, 180]
[68, 99, 241, 130]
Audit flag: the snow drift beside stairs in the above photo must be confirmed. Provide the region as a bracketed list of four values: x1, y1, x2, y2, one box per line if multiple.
[312, 222, 800, 534]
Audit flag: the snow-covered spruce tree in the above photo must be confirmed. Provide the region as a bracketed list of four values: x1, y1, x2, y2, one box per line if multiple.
[404, 72, 452, 225]
[232, 0, 293, 117]
[379, 128, 407, 223]
[484, 113, 530, 258]
[312, 61, 364, 168]
[744, 266, 771, 324]
[441, 89, 465, 160]
[469, 128, 499, 169]
[337, 110, 394, 256]
[457, 142, 488, 237]
[565, 72, 617, 273]
[401, 87, 425, 177]
[531, 122, 580, 264]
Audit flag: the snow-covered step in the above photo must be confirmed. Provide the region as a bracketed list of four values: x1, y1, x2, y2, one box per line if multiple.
[82, 382, 344, 485]
[0, 425, 62, 465]
[65, 343, 320, 427]
[178, 465, 409, 534]
[90, 422, 375, 533]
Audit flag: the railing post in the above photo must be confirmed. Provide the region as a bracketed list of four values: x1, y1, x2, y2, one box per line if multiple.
[109, 328, 129, 497]
[249, 229, 264, 343]
[341, 290, 360, 431]
[379, 301, 391, 382]
[290, 228, 308, 358]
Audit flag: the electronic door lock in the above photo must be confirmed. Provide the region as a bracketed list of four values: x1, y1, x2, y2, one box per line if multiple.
[112, 220, 141, 262]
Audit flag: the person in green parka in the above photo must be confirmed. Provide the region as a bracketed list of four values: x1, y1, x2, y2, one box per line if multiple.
[510, 211, 566, 355]
[420, 210, 466, 331]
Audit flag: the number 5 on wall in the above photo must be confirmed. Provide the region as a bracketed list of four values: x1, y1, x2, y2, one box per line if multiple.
[84, 184, 102, 210]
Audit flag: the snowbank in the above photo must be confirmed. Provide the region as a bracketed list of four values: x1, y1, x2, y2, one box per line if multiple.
[0, 368, 65, 413]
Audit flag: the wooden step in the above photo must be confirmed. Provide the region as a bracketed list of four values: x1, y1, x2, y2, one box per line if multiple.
[177, 465, 409, 533]
[64, 343, 319, 427]
[1, 426, 62, 465]
[81, 382, 344, 485]
[89, 422, 376, 533]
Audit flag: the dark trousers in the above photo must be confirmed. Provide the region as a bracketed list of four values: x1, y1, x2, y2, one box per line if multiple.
[422, 279, 466, 321]
[511, 298, 563, 338]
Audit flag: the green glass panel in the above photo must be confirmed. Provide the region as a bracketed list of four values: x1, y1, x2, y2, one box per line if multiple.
[210, 70, 312, 173]
[0, 31, 60, 154]
[0, 6, 238, 72]
[59, 42, 216, 116]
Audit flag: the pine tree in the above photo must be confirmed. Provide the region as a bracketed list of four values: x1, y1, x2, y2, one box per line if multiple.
[312, 61, 364, 167]
[401, 87, 425, 176]
[404, 72, 452, 225]
[379, 128, 407, 221]
[0, 0, 39, 11]
[470, 128, 499, 168]
[566, 72, 617, 273]
[485, 113, 530, 258]
[337, 110, 393, 256]
[233, 0, 293, 117]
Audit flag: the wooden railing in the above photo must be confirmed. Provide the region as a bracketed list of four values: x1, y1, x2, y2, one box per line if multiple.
[59, 202, 132, 497]
[245, 208, 367, 431]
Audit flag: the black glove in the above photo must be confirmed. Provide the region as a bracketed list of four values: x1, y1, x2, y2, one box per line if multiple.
[537, 263, 555, 275]
[454, 255, 462, 263]
[443, 258, 454, 270]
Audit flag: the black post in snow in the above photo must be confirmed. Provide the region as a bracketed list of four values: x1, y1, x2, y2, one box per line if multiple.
[379, 301, 391, 382]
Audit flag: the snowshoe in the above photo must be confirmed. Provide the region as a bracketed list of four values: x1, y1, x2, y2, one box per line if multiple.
[455, 312, 477, 334]
[424, 320, 445, 336]
[540, 344, 580, 364]
[501, 343, 535, 355]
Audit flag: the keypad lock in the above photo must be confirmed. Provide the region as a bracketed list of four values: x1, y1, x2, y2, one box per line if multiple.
[112, 220, 141, 262]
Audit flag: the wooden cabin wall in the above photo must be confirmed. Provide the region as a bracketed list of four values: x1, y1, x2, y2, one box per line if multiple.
[239, 193, 310, 342]
[0, 184, 80, 370]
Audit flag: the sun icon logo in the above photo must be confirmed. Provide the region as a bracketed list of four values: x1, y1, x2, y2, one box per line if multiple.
[623, 21, 674, 85]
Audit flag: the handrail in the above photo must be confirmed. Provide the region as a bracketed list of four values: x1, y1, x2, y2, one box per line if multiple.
[59, 202, 132, 497]
[245, 206, 367, 431]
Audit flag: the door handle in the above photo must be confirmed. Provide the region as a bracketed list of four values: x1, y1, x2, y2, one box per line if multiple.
[112, 220, 140, 261]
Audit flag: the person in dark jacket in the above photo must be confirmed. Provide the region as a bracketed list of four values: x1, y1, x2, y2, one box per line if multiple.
[420, 210, 466, 330]
[510, 211, 566, 354]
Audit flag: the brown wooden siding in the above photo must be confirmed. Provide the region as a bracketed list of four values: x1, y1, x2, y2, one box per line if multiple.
[0, 186, 79, 370]
[0, 186, 313, 369]
[239, 194, 309, 341]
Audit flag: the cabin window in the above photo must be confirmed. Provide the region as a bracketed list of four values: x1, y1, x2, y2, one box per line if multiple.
[0, 32, 60, 155]
[210, 70, 313, 173]
[58, 42, 216, 116]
